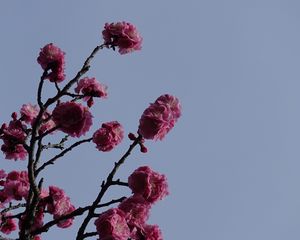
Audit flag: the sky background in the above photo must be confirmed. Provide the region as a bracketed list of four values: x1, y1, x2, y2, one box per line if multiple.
[1, 0, 300, 239]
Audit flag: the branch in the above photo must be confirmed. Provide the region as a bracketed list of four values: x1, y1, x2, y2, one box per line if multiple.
[35, 137, 93, 175]
[44, 43, 106, 109]
[0, 203, 26, 215]
[95, 197, 126, 209]
[82, 232, 97, 239]
[76, 136, 141, 240]
[110, 179, 129, 187]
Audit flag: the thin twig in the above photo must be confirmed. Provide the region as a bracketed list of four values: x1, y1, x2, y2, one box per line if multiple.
[76, 136, 141, 240]
[35, 137, 93, 176]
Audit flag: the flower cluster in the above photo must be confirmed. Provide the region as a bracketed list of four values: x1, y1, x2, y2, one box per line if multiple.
[52, 102, 93, 137]
[37, 43, 66, 82]
[0, 170, 29, 203]
[0, 21, 182, 240]
[93, 121, 124, 152]
[103, 22, 143, 54]
[0, 115, 28, 161]
[94, 166, 167, 239]
[0, 170, 75, 236]
[75, 77, 108, 107]
[138, 94, 182, 140]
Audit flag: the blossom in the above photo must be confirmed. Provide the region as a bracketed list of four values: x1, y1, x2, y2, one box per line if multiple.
[102, 22, 143, 54]
[46, 186, 75, 228]
[0, 171, 29, 203]
[0, 214, 17, 235]
[138, 94, 181, 140]
[75, 77, 108, 107]
[118, 194, 151, 227]
[141, 224, 163, 240]
[94, 208, 130, 240]
[20, 103, 39, 124]
[37, 43, 66, 82]
[52, 102, 93, 137]
[128, 166, 169, 203]
[38, 119, 56, 135]
[0, 120, 27, 160]
[93, 121, 124, 152]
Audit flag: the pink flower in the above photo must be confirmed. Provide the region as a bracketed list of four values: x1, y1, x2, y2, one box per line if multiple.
[37, 43, 66, 82]
[75, 77, 108, 107]
[128, 166, 169, 204]
[0, 214, 17, 235]
[38, 119, 56, 135]
[0, 120, 27, 160]
[138, 94, 181, 140]
[93, 121, 124, 152]
[141, 224, 163, 240]
[52, 102, 93, 137]
[20, 104, 39, 124]
[0, 171, 30, 203]
[102, 22, 143, 54]
[47, 186, 75, 228]
[118, 194, 151, 227]
[94, 208, 130, 240]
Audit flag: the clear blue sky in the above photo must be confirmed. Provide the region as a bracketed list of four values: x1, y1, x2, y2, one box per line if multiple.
[1, 0, 300, 239]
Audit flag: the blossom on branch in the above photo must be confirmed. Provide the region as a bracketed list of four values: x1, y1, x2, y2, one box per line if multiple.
[102, 22, 143, 54]
[128, 166, 169, 204]
[20, 103, 39, 124]
[94, 208, 130, 240]
[138, 94, 181, 140]
[118, 194, 151, 228]
[37, 43, 66, 82]
[52, 102, 93, 137]
[93, 121, 124, 152]
[75, 77, 108, 107]
[46, 186, 75, 228]
[0, 171, 29, 203]
[0, 119, 27, 161]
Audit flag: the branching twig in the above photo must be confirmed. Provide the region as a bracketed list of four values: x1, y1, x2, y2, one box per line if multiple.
[0, 203, 26, 215]
[76, 136, 141, 240]
[35, 137, 93, 176]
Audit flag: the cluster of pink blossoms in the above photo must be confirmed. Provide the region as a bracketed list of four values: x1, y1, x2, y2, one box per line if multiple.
[94, 166, 167, 240]
[138, 94, 182, 140]
[52, 102, 93, 138]
[93, 121, 124, 152]
[0, 22, 182, 240]
[37, 43, 66, 82]
[102, 22, 143, 54]
[75, 77, 108, 107]
[0, 170, 75, 236]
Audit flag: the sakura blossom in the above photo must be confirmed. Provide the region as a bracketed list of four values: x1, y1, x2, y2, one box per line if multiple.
[128, 166, 169, 203]
[102, 22, 143, 54]
[52, 102, 93, 137]
[20, 103, 39, 124]
[138, 94, 181, 140]
[94, 208, 130, 240]
[93, 121, 124, 152]
[37, 43, 66, 82]
[75, 77, 108, 107]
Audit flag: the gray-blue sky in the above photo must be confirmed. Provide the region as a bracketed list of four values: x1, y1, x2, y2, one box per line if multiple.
[1, 0, 300, 239]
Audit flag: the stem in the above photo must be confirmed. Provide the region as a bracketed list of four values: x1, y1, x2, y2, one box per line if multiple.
[76, 137, 141, 240]
[35, 138, 93, 176]
[44, 44, 106, 109]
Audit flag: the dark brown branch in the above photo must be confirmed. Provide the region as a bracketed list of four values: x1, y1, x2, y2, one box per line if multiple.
[0, 203, 26, 214]
[44, 44, 106, 109]
[95, 197, 127, 209]
[82, 232, 97, 239]
[35, 137, 93, 176]
[110, 179, 129, 187]
[76, 136, 141, 240]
